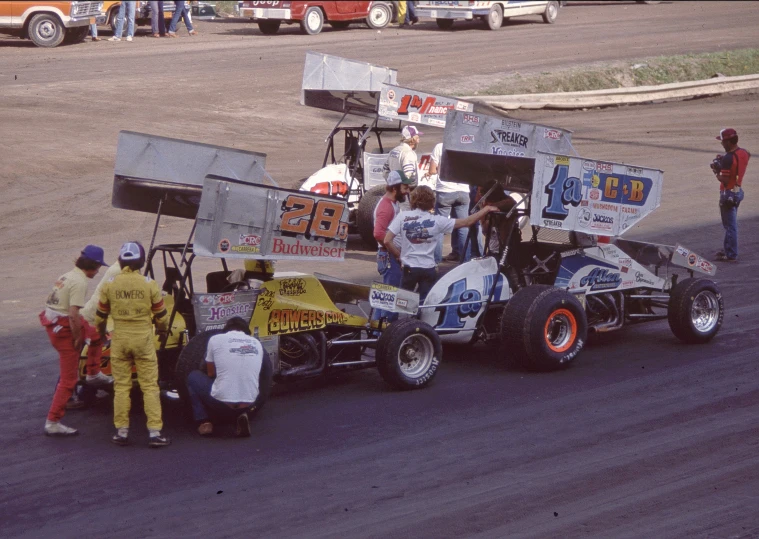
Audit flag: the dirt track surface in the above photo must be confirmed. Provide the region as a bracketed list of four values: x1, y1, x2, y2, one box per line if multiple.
[1, 2, 758, 537]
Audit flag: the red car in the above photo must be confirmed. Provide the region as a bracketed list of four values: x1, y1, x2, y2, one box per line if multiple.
[240, 1, 394, 35]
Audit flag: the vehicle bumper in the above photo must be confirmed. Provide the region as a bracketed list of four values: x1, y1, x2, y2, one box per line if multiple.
[416, 8, 482, 20]
[67, 16, 98, 28]
[241, 8, 292, 20]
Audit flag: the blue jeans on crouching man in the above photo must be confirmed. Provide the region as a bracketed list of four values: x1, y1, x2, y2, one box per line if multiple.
[719, 187, 744, 260]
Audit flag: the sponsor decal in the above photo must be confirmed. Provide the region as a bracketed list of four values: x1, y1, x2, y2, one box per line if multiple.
[618, 258, 632, 268]
[491, 146, 525, 157]
[544, 129, 562, 140]
[460, 134, 475, 144]
[230, 245, 260, 254]
[218, 293, 235, 305]
[219, 239, 231, 253]
[589, 188, 601, 200]
[555, 156, 571, 166]
[592, 214, 614, 226]
[579, 268, 622, 291]
[208, 302, 253, 322]
[628, 166, 643, 176]
[676, 246, 690, 257]
[635, 271, 657, 286]
[621, 206, 639, 215]
[428, 118, 446, 128]
[396, 298, 408, 308]
[583, 161, 596, 171]
[271, 237, 345, 259]
[462, 113, 480, 126]
[544, 219, 564, 228]
[490, 130, 528, 148]
[580, 200, 589, 207]
[501, 119, 521, 130]
[409, 112, 422, 123]
[620, 266, 629, 274]
[688, 253, 697, 266]
[239, 234, 261, 246]
[541, 165, 582, 221]
[596, 162, 613, 173]
[279, 278, 307, 297]
[257, 289, 274, 311]
[698, 258, 714, 273]
[267, 308, 348, 335]
[387, 89, 396, 101]
[560, 249, 582, 258]
[591, 202, 619, 212]
[229, 344, 259, 355]
[199, 295, 214, 306]
[455, 101, 470, 111]
[622, 280, 635, 287]
[577, 208, 591, 227]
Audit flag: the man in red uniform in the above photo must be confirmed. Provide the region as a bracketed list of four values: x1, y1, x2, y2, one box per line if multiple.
[711, 128, 751, 261]
[41, 245, 108, 436]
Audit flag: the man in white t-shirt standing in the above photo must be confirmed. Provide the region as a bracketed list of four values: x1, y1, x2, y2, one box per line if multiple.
[383, 125, 422, 187]
[186, 317, 273, 438]
[384, 186, 496, 302]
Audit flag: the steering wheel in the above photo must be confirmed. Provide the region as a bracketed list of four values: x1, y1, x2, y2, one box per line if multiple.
[221, 281, 251, 293]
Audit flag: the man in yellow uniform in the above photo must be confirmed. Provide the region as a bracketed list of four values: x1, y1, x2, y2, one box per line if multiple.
[96, 241, 171, 448]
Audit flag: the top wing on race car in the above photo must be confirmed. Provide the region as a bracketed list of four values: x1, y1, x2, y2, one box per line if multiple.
[112, 131, 272, 219]
[194, 175, 350, 262]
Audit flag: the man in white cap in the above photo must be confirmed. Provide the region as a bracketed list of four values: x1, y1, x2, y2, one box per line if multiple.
[372, 170, 414, 324]
[383, 125, 422, 187]
[711, 128, 750, 262]
[96, 241, 171, 448]
[41, 244, 108, 436]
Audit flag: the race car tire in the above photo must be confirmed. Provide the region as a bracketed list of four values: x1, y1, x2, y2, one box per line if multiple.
[63, 26, 89, 44]
[174, 329, 223, 413]
[436, 18, 454, 30]
[667, 278, 724, 344]
[258, 20, 281, 35]
[357, 185, 385, 250]
[366, 3, 392, 29]
[500, 285, 587, 371]
[28, 13, 65, 48]
[330, 21, 351, 29]
[376, 318, 442, 390]
[485, 4, 503, 30]
[542, 1, 560, 24]
[300, 7, 324, 35]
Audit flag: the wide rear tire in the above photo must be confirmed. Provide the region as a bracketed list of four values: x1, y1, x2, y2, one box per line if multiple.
[667, 278, 724, 343]
[356, 185, 386, 249]
[376, 318, 442, 390]
[500, 285, 587, 371]
[174, 330, 222, 413]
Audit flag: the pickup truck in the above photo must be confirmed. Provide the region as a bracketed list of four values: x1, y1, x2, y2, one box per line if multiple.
[0, 1, 103, 47]
[240, 1, 393, 35]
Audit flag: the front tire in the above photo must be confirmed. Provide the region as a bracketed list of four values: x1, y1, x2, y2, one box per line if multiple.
[367, 2, 392, 29]
[667, 278, 724, 343]
[258, 20, 281, 35]
[356, 185, 385, 249]
[485, 4, 503, 30]
[376, 318, 441, 390]
[28, 13, 65, 47]
[300, 6, 324, 35]
[500, 285, 587, 371]
[436, 18, 454, 30]
[542, 1, 559, 24]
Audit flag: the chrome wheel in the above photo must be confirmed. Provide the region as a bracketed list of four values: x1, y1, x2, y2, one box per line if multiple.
[368, 4, 390, 28]
[397, 334, 435, 379]
[307, 10, 321, 31]
[691, 290, 720, 333]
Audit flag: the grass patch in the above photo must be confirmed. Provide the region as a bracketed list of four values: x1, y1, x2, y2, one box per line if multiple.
[212, 1, 239, 17]
[476, 48, 759, 95]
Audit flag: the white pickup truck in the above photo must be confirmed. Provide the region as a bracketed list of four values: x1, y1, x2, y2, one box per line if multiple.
[415, 0, 560, 31]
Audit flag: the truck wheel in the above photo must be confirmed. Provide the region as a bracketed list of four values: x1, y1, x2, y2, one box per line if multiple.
[300, 6, 324, 35]
[174, 330, 222, 412]
[542, 1, 559, 24]
[667, 278, 724, 344]
[376, 318, 441, 390]
[28, 13, 65, 47]
[63, 26, 89, 44]
[367, 2, 392, 29]
[485, 4, 503, 30]
[436, 18, 454, 30]
[500, 285, 587, 371]
[356, 185, 385, 250]
[258, 20, 281, 35]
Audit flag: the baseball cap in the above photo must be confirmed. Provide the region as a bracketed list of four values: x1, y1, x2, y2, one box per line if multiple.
[119, 241, 145, 261]
[401, 125, 423, 139]
[716, 128, 738, 140]
[80, 245, 108, 266]
[386, 170, 414, 186]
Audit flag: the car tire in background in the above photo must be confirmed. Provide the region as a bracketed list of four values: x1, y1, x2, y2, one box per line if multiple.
[542, 1, 560, 24]
[436, 18, 454, 30]
[500, 285, 587, 371]
[376, 318, 442, 390]
[300, 6, 324, 35]
[356, 185, 385, 249]
[258, 20, 281, 34]
[484, 4, 503, 30]
[366, 2, 392, 29]
[28, 12, 65, 47]
[667, 278, 724, 344]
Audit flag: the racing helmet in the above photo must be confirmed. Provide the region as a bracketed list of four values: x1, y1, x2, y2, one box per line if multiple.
[119, 241, 146, 268]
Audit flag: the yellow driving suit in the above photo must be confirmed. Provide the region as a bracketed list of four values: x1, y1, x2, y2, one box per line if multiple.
[96, 268, 169, 431]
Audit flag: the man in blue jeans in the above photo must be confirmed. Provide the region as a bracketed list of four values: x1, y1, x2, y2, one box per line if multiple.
[429, 143, 472, 263]
[168, 0, 197, 36]
[186, 317, 272, 437]
[711, 128, 750, 262]
[109, 0, 136, 42]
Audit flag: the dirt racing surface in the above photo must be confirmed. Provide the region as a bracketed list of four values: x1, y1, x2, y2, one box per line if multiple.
[1, 2, 758, 537]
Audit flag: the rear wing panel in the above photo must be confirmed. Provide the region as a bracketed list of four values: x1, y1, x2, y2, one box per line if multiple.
[378, 84, 474, 128]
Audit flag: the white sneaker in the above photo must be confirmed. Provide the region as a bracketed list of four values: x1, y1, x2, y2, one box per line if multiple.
[86, 372, 113, 387]
[108, 37, 121, 41]
[45, 420, 78, 436]
[126, 36, 133, 42]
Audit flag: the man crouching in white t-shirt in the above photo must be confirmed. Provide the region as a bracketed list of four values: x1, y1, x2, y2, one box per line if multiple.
[384, 186, 497, 302]
[186, 317, 273, 438]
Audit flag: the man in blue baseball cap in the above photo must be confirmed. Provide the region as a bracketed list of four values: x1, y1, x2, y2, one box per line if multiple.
[41, 245, 108, 436]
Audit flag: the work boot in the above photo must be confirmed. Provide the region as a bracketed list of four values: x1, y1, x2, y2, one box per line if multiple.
[148, 433, 171, 448]
[235, 413, 251, 438]
[44, 420, 78, 436]
[197, 422, 213, 436]
[86, 372, 113, 387]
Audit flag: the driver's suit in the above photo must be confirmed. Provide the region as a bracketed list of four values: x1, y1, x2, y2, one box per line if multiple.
[95, 267, 169, 432]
